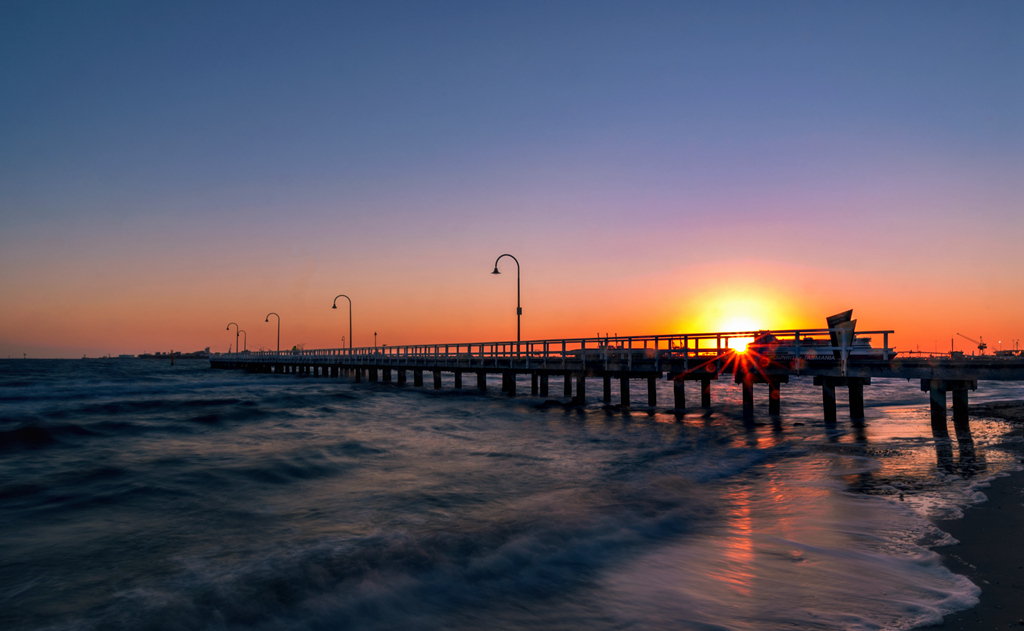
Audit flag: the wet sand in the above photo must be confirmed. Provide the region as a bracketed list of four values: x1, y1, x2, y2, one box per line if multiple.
[925, 405, 1024, 628]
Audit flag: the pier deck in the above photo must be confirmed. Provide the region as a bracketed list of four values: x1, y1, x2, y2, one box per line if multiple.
[211, 328, 1024, 435]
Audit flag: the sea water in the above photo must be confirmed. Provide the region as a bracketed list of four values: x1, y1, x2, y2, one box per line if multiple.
[2, 359, 1023, 631]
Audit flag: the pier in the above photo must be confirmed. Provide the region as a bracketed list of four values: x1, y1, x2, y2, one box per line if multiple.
[210, 327, 1024, 435]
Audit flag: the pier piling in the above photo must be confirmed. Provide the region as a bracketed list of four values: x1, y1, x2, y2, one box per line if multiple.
[928, 380, 948, 438]
[741, 376, 754, 419]
[849, 380, 865, 419]
[821, 379, 837, 423]
[768, 379, 781, 416]
[673, 377, 686, 410]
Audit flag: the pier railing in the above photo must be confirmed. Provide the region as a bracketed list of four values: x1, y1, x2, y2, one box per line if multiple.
[213, 327, 895, 372]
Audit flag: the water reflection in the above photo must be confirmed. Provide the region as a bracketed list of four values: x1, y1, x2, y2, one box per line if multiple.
[932, 421, 987, 478]
[707, 485, 755, 598]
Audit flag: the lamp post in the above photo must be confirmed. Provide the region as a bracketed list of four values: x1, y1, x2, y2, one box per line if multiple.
[491, 253, 521, 343]
[265, 312, 280, 354]
[226, 322, 239, 353]
[331, 295, 352, 350]
[239, 330, 247, 352]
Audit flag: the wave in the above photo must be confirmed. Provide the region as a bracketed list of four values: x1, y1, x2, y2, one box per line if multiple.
[0, 423, 97, 451]
[49, 476, 718, 631]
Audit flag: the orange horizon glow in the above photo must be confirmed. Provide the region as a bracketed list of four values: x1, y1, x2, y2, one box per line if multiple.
[0, 257, 1019, 358]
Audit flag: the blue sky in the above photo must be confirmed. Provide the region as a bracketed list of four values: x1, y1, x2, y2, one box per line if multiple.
[1, 1, 1022, 355]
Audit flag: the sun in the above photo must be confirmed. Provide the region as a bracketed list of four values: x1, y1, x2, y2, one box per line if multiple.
[675, 294, 796, 352]
[717, 316, 757, 352]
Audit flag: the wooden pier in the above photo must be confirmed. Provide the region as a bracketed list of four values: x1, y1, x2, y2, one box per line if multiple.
[210, 328, 1024, 436]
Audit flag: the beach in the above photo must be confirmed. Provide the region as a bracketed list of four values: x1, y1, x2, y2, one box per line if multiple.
[926, 413, 1024, 629]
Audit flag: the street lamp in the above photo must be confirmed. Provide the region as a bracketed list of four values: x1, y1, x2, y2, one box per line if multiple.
[226, 322, 239, 353]
[239, 330, 247, 352]
[265, 312, 280, 354]
[331, 295, 353, 349]
[491, 253, 521, 342]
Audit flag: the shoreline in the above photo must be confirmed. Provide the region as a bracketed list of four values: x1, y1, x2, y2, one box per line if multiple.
[924, 450, 1024, 627]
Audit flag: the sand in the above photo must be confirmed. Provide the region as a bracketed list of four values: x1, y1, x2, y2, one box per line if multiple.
[924, 403, 1024, 628]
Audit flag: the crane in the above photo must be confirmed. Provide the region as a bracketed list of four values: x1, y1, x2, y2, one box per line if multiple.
[956, 333, 987, 355]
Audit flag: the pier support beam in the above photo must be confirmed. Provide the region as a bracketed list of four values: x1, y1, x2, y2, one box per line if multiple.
[648, 376, 657, 407]
[848, 380, 864, 420]
[564, 373, 572, 398]
[540, 374, 548, 397]
[768, 379, 781, 416]
[383, 368, 391, 383]
[813, 376, 869, 423]
[929, 381, 947, 438]
[620, 375, 630, 408]
[673, 377, 686, 410]
[603, 375, 612, 403]
[531, 373, 538, 396]
[701, 378, 712, 408]
[433, 370, 442, 390]
[397, 369, 406, 385]
[741, 375, 755, 420]
[506, 372, 516, 397]
[576, 372, 586, 405]
[477, 371, 487, 392]
[821, 380, 837, 423]
[414, 370, 423, 387]
[952, 389, 970, 438]
[921, 379, 976, 440]
[368, 367, 378, 382]
[354, 368, 362, 383]
[454, 371, 462, 389]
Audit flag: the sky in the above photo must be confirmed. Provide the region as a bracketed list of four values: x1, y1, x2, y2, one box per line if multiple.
[1, 1, 1022, 357]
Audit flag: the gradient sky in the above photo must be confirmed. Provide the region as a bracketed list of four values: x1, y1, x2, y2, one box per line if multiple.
[2, 1, 1022, 357]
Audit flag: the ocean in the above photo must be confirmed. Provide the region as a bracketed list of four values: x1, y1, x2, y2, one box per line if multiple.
[2, 358, 1023, 630]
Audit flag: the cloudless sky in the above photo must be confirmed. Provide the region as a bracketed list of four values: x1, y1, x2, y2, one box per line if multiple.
[2, 1, 1022, 357]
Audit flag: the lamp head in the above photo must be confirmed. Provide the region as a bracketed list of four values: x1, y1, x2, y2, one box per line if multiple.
[265, 318, 269, 322]
[226, 326, 230, 330]
[332, 304, 337, 309]
[491, 267, 500, 275]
